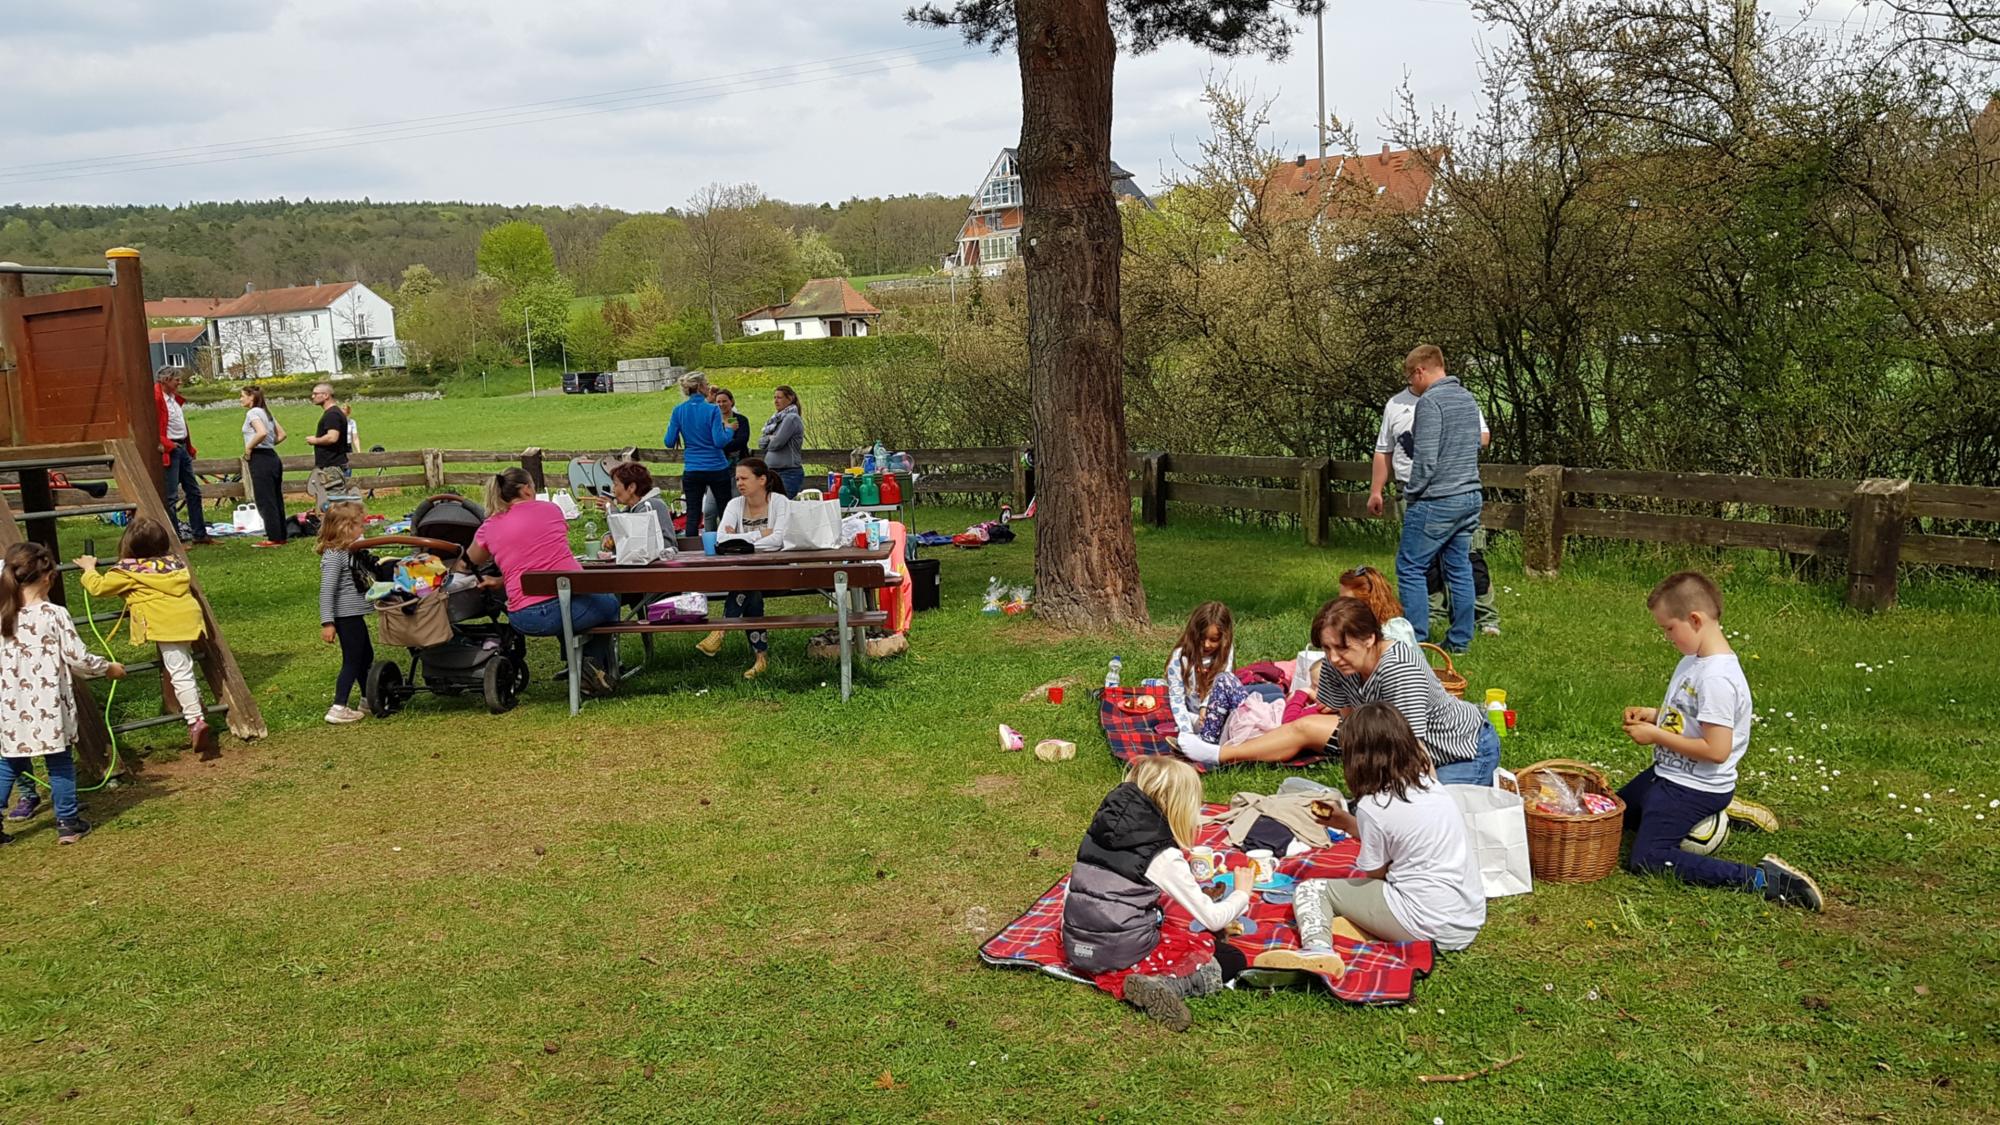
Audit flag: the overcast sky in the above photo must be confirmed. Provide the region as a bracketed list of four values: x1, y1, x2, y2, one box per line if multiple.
[0, 0, 1877, 211]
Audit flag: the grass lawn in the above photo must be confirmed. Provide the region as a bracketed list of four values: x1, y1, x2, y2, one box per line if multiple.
[182, 366, 850, 458]
[1, 503, 1996, 1121]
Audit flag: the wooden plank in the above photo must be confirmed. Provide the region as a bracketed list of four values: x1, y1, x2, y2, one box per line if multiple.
[1563, 467, 1854, 510]
[592, 612, 890, 635]
[904, 447, 1017, 465]
[914, 477, 1009, 495]
[1480, 464, 1530, 490]
[1562, 507, 1846, 555]
[1899, 533, 2000, 570]
[442, 470, 500, 485]
[1908, 483, 2000, 523]
[1166, 452, 1306, 476]
[347, 450, 426, 469]
[1163, 480, 1298, 514]
[1482, 502, 1525, 532]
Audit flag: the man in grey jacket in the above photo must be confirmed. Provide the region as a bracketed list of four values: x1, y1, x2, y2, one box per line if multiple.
[1394, 344, 1484, 653]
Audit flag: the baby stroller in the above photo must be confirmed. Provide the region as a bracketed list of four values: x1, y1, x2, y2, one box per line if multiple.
[355, 494, 529, 716]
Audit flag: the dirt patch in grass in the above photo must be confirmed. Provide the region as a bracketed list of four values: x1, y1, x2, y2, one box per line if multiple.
[959, 774, 1020, 799]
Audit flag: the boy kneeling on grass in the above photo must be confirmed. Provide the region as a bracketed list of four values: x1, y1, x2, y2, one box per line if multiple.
[1619, 570, 1822, 910]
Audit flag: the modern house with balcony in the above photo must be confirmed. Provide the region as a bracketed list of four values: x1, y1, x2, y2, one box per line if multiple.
[950, 147, 1152, 276]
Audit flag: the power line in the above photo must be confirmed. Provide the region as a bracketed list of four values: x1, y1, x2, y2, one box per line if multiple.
[1, 42, 976, 187]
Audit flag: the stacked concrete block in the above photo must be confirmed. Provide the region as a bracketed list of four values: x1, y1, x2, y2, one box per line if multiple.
[611, 355, 686, 393]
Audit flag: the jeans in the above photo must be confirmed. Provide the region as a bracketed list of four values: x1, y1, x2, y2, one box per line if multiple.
[1432, 719, 1501, 786]
[248, 448, 287, 542]
[163, 444, 208, 539]
[331, 615, 373, 708]
[1397, 490, 1481, 651]
[1618, 768, 1756, 888]
[1427, 528, 1497, 637]
[0, 752, 78, 823]
[682, 469, 734, 533]
[509, 592, 620, 672]
[724, 591, 769, 653]
[775, 467, 805, 499]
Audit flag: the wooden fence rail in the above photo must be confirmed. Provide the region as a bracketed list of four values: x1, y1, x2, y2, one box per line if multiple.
[170, 444, 1999, 611]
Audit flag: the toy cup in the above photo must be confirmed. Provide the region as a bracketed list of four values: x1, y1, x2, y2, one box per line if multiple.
[1247, 848, 1276, 886]
[1048, 685, 1066, 705]
[1189, 846, 1217, 881]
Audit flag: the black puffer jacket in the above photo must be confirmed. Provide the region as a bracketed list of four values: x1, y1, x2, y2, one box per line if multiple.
[1061, 783, 1176, 974]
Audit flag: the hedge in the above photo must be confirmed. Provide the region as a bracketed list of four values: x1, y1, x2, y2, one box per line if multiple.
[697, 334, 936, 369]
[179, 370, 443, 404]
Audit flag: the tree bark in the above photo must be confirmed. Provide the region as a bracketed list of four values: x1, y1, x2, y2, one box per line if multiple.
[1013, 0, 1149, 630]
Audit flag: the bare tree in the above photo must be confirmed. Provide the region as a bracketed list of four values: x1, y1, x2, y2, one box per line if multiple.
[679, 183, 800, 344]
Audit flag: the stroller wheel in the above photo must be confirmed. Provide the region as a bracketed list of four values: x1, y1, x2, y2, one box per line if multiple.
[482, 654, 519, 714]
[365, 661, 404, 717]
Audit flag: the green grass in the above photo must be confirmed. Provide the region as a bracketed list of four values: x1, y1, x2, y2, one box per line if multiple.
[182, 366, 849, 456]
[2, 502, 1996, 1121]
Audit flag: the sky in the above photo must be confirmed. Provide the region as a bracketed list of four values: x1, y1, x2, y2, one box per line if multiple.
[0, 0, 1880, 211]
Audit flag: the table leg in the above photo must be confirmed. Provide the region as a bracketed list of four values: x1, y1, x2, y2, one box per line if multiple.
[835, 570, 851, 702]
[559, 577, 580, 716]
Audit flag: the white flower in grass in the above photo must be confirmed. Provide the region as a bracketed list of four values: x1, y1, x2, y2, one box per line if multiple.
[1853, 662, 1864, 669]
[1906, 832, 1915, 840]
[1979, 814, 1987, 822]
[1832, 770, 1841, 777]
[1915, 807, 1924, 814]
[1820, 724, 1829, 730]
[1821, 785, 1829, 792]
[1888, 792, 1898, 799]
[1785, 711, 1795, 719]
[1923, 792, 1932, 799]
[1989, 799, 1998, 809]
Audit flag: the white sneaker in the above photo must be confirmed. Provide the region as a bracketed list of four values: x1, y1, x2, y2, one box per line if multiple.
[324, 705, 365, 725]
[1480, 624, 1502, 636]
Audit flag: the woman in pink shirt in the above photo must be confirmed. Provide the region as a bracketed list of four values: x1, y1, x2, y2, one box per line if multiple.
[465, 468, 620, 696]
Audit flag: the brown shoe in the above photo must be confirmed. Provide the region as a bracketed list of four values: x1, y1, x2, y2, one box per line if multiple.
[190, 718, 219, 758]
[1121, 974, 1191, 1032]
[743, 653, 767, 680]
[695, 631, 725, 657]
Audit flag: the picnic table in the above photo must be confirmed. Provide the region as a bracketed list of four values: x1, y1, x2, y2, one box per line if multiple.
[520, 543, 897, 713]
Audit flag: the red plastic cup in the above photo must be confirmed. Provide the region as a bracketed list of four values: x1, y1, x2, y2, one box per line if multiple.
[1049, 686, 1066, 705]
[1504, 709, 1517, 731]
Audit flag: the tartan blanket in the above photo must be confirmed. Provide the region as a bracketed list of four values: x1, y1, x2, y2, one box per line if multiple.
[978, 806, 1435, 1006]
[1097, 686, 1330, 773]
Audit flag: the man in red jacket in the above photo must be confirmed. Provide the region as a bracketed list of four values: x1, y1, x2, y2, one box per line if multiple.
[155, 368, 215, 545]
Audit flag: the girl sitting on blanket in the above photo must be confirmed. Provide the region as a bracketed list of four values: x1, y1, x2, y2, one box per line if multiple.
[1164, 601, 1245, 766]
[1275, 702, 1486, 956]
[1061, 757, 1253, 1031]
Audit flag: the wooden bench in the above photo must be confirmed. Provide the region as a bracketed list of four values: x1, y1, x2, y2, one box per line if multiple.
[520, 555, 896, 712]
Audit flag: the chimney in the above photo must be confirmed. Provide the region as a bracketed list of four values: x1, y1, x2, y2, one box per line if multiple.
[1296, 154, 1307, 167]
[313, 278, 321, 287]
[244, 282, 255, 293]
[1381, 142, 1391, 157]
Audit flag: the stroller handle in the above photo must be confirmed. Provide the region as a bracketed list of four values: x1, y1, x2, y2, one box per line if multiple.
[352, 535, 466, 559]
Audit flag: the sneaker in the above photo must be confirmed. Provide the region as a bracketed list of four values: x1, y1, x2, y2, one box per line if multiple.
[1251, 947, 1347, 978]
[324, 705, 365, 725]
[190, 537, 219, 547]
[1758, 855, 1824, 911]
[56, 818, 91, 844]
[6, 789, 39, 820]
[579, 659, 615, 698]
[1727, 797, 1780, 833]
[695, 631, 725, 657]
[1121, 974, 1192, 1032]
[1480, 624, 1502, 636]
[190, 717, 219, 756]
[743, 653, 768, 680]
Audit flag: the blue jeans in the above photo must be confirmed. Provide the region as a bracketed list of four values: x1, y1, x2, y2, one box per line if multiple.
[1397, 491, 1482, 651]
[1619, 768, 1756, 889]
[164, 444, 208, 539]
[509, 592, 620, 673]
[0, 752, 78, 823]
[1433, 719, 1501, 786]
[725, 591, 768, 653]
[776, 467, 805, 499]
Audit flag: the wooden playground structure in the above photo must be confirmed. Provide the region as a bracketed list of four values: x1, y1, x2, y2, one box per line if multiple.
[0, 249, 265, 776]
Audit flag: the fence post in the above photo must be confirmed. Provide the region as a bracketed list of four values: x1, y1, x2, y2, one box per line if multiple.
[1845, 477, 1911, 613]
[1140, 451, 1168, 527]
[1012, 445, 1031, 511]
[1300, 458, 1332, 547]
[1522, 464, 1566, 577]
[521, 447, 545, 491]
[422, 449, 444, 490]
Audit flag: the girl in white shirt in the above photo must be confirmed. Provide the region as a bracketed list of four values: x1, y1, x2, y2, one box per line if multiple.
[696, 457, 792, 678]
[1164, 600, 1241, 766]
[1265, 701, 1486, 960]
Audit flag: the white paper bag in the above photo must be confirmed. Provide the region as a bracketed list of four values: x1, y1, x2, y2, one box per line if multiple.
[608, 511, 667, 565]
[552, 489, 583, 520]
[783, 490, 842, 550]
[1447, 769, 1534, 898]
[232, 503, 264, 535]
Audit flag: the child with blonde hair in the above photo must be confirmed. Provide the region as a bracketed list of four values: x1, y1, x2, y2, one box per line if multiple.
[316, 501, 376, 724]
[76, 516, 214, 757]
[1061, 756, 1253, 1031]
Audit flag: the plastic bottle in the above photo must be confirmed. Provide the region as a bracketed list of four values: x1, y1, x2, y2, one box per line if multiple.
[1487, 698, 1508, 737]
[873, 440, 888, 472]
[863, 449, 876, 474]
[983, 576, 1005, 613]
[1106, 655, 1123, 690]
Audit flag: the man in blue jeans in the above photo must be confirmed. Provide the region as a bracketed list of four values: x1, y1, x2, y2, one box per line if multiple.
[1393, 344, 1483, 653]
[154, 368, 214, 544]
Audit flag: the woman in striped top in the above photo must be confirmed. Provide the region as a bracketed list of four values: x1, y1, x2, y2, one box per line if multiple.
[1219, 598, 1501, 784]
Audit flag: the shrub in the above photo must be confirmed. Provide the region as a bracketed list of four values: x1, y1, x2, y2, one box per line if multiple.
[698, 334, 935, 369]
[179, 371, 442, 405]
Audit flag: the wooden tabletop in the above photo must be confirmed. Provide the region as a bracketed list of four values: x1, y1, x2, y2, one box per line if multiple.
[581, 544, 893, 569]
[521, 558, 894, 598]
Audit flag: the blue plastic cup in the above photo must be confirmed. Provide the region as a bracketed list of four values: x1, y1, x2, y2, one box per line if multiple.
[702, 531, 717, 556]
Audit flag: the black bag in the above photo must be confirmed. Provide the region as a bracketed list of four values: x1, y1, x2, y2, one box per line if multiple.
[346, 548, 387, 595]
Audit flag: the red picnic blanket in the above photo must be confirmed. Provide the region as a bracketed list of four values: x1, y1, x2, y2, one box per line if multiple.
[978, 806, 1435, 1006]
[1097, 685, 1330, 773]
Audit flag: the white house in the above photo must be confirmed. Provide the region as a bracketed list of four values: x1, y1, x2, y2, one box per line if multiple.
[735, 278, 882, 340]
[209, 281, 398, 379]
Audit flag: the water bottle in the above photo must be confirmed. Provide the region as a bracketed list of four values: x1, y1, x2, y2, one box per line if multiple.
[983, 576, 1004, 613]
[863, 449, 877, 474]
[873, 440, 888, 472]
[1105, 655, 1123, 691]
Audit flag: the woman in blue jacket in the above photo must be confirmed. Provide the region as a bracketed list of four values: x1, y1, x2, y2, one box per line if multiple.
[663, 372, 733, 532]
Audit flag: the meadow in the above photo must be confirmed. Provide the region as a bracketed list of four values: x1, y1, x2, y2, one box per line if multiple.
[1, 384, 1996, 1120]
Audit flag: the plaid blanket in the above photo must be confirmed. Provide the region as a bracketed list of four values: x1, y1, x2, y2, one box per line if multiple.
[1097, 686, 1330, 773]
[979, 806, 1435, 1006]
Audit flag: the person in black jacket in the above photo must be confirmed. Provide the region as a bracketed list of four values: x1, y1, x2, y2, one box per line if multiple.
[1061, 757, 1252, 1031]
[714, 388, 751, 465]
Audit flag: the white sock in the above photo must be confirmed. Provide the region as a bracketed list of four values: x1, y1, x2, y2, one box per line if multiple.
[1178, 736, 1221, 766]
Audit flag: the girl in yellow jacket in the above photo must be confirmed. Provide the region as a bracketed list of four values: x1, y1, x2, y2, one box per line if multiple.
[76, 516, 216, 756]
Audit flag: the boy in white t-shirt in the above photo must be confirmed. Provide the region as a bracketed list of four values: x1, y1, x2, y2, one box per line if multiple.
[1618, 571, 1823, 910]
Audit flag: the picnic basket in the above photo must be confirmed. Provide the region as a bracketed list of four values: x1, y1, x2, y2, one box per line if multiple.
[1419, 642, 1468, 699]
[1509, 759, 1626, 884]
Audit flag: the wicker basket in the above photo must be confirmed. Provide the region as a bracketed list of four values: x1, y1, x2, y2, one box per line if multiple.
[1510, 758, 1626, 884]
[1419, 642, 1468, 699]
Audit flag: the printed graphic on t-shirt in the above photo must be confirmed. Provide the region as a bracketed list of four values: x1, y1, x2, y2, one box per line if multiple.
[1655, 677, 1699, 774]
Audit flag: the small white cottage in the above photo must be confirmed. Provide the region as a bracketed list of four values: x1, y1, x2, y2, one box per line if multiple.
[735, 278, 881, 341]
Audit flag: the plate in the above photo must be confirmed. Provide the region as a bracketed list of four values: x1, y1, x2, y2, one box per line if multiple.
[1116, 696, 1160, 714]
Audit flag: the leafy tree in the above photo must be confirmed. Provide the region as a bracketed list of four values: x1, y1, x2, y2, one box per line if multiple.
[677, 183, 802, 344]
[908, 0, 1323, 630]
[499, 274, 575, 361]
[564, 305, 619, 370]
[796, 227, 848, 278]
[590, 215, 685, 296]
[476, 220, 558, 291]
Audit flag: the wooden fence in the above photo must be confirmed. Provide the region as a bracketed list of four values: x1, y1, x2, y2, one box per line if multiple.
[167, 444, 1998, 612]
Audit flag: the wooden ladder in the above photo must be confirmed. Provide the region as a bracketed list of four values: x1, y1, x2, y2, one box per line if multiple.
[0, 438, 265, 778]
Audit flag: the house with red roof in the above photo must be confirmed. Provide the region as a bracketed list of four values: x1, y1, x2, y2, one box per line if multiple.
[736, 278, 882, 340]
[148, 323, 209, 373]
[1259, 144, 1448, 222]
[207, 281, 398, 378]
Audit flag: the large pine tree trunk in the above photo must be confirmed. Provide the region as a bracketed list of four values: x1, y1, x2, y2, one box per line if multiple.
[1013, 0, 1150, 630]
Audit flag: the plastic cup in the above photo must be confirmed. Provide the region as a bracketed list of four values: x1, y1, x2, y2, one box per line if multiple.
[1048, 685, 1066, 705]
[701, 531, 717, 556]
[1505, 709, 1517, 732]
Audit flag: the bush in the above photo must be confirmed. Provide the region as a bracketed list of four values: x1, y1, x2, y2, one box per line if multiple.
[698, 334, 935, 369]
[180, 371, 442, 405]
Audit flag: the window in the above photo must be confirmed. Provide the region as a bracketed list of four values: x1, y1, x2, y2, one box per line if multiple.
[789, 322, 800, 336]
[979, 176, 1022, 209]
[166, 353, 187, 368]
[979, 233, 1019, 262]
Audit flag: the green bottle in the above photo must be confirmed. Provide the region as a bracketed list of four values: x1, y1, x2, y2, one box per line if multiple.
[860, 473, 881, 505]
